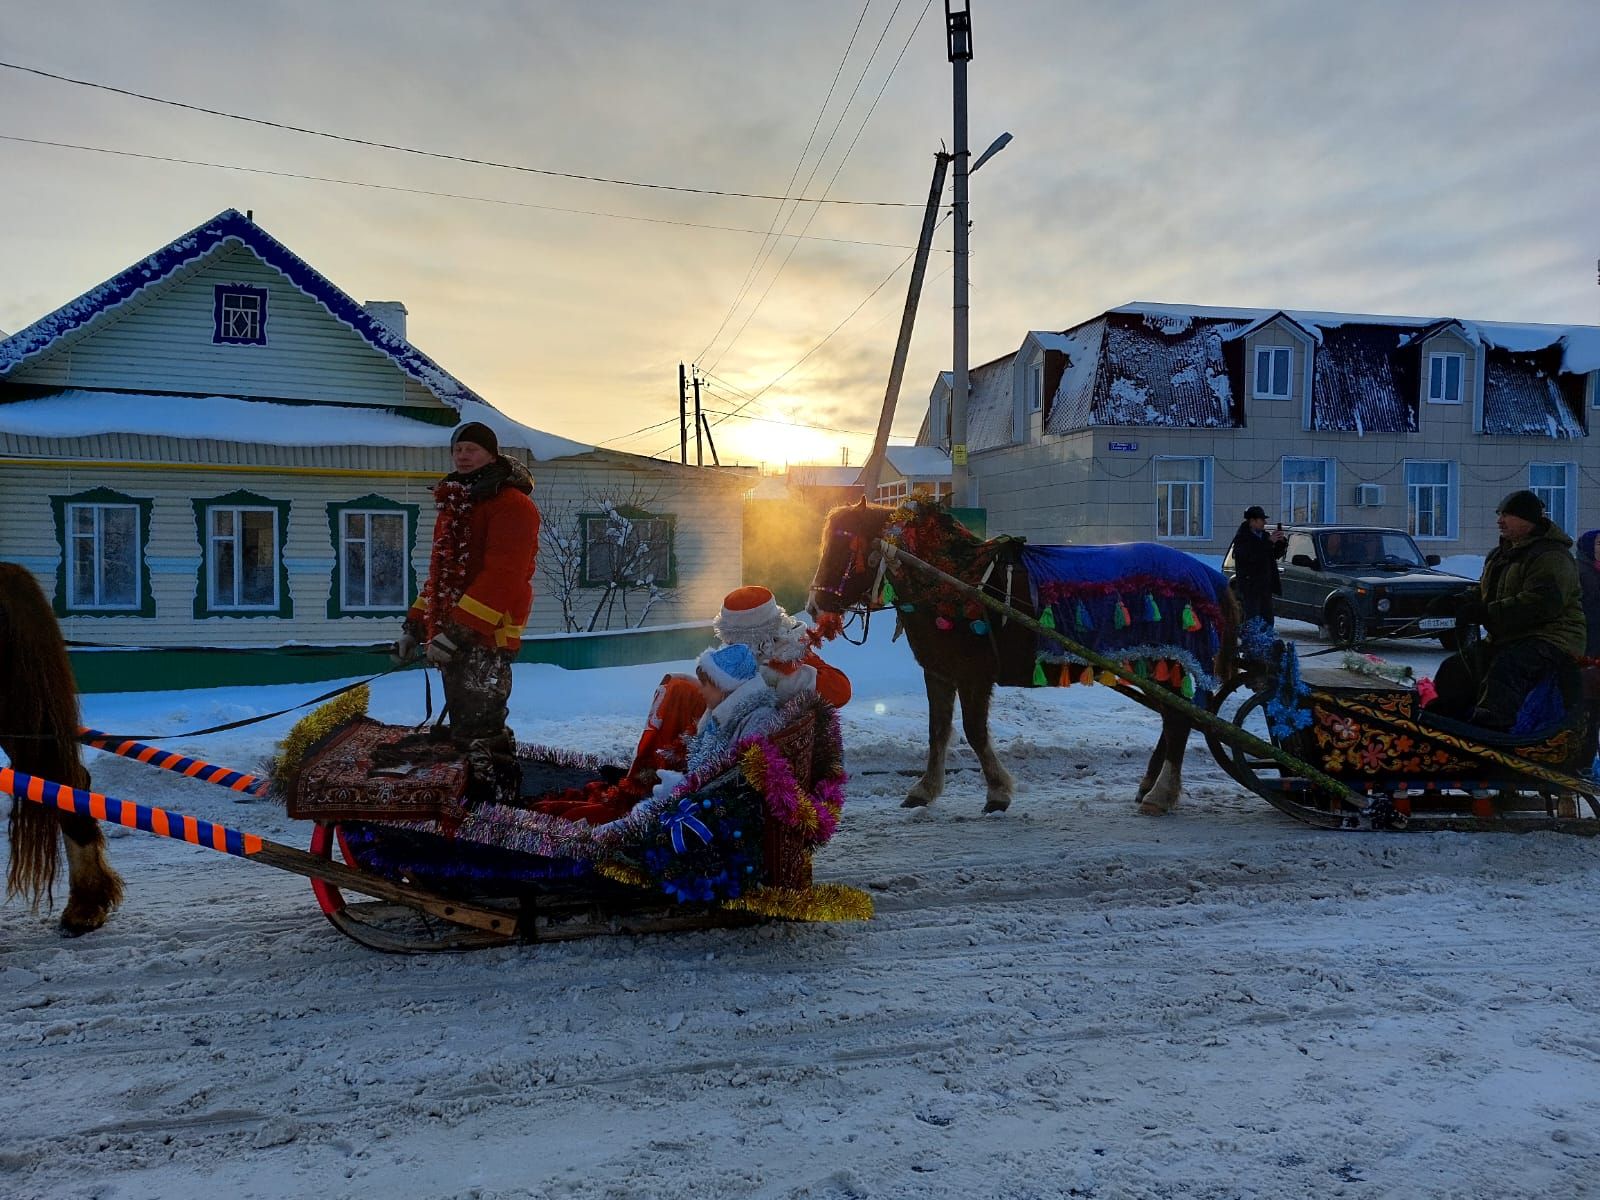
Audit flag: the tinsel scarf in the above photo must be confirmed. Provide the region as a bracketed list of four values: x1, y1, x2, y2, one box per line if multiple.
[419, 479, 474, 638]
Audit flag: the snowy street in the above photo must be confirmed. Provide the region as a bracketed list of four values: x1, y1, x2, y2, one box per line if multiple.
[4, 621, 1599, 1199]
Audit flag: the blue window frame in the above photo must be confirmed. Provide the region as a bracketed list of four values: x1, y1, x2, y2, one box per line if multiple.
[213, 284, 269, 346]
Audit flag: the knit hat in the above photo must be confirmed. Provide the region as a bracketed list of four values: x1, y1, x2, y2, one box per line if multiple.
[451, 421, 500, 456]
[696, 642, 761, 691]
[713, 585, 808, 665]
[1243, 505, 1268, 520]
[1496, 489, 1545, 523]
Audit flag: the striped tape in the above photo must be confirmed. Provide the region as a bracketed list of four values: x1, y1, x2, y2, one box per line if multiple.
[78, 727, 268, 797]
[0, 766, 264, 858]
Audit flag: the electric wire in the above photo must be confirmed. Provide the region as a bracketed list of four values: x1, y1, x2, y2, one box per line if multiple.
[0, 59, 920, 208]
[690, 0, 874, 369]
[704, 0, 935, 376]
[0, 135, 937, 250]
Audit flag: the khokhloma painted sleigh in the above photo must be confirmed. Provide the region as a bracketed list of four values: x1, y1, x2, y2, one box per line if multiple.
[278, 690, 870, 952]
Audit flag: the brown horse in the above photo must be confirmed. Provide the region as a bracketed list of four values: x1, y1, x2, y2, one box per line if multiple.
[807, 499, 1239, 815]
[2, 563, 124, 934]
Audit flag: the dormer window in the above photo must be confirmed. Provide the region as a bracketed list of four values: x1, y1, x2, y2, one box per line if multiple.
[1026, 359, 1043, 412]
[1427, 352, 1463, 404]
[213, 284, 268, 346]
[1253, 345, 1291, 399]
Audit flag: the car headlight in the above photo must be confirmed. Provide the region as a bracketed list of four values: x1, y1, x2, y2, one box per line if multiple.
[1376, 598, 1391, 613]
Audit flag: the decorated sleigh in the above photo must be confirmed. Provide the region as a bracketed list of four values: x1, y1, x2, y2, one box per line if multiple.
[1207, 637, 1600, 834]
[280, 691, 870, 951]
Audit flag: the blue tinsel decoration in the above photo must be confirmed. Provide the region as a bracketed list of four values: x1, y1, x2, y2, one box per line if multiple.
[1263, 639, 1312, 740]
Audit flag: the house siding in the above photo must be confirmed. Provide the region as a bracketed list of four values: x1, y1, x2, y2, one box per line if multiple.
[7, 246, 452, 411]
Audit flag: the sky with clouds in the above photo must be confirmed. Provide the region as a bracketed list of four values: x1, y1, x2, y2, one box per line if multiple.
[2, 0, 1597, 469]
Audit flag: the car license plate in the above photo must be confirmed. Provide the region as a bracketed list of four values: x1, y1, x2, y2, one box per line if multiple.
[1418, 617, 1452, 631]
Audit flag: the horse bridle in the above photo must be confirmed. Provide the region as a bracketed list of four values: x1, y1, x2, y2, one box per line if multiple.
[809, 529, 892, 645]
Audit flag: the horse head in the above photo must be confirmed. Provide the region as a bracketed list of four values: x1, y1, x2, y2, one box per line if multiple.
[806, 499, 893, 618]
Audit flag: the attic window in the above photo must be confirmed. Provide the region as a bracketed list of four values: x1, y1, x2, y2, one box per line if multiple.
[213, 284, 268, 346]
[1427, 352, 1463, 404]
[1252, 346, 1291, 400]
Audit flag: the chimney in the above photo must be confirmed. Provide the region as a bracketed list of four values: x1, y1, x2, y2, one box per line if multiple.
[363, 301, 408, 341]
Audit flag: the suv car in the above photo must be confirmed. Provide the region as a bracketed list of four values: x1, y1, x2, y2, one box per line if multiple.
[1223, 525, 1478, 648]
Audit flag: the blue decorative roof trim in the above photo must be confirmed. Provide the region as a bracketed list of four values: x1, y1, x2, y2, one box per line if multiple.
[0, 209, 483, 408]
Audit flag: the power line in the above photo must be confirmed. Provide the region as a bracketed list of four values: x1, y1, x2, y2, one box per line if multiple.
[0, 59, 921, 208]
[691, 0, 875, 369]
[649, 217, 946, 457]
[705, 0, 935, 376]
[702, 402, 874, 439]
[0, 135, 937, 250]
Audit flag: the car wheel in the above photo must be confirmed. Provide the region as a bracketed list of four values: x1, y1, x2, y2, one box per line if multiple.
[1438, 621, 1480, 653]
[1326, 598, 1364, 647]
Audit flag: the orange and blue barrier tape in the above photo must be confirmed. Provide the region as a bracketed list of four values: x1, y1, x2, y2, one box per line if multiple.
[0, 766, 264, 858]
[78, 727, 268, 797]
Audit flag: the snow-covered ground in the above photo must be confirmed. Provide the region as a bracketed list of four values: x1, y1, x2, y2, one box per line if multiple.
[4, 620, 1599, 1199]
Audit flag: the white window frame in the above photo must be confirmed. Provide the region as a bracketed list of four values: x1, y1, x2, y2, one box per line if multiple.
[1253, 345, 1292, 400]
[1404, 460, 1456, 541]
[338, 508, 409, 611]
[65, 502, 141, 610]
[1427, 351, 1464, 404]
[206, 505, 281, 610]
[1154, 456, 1212, 541]
[1026, 358, 1043, 413]
[1529, 462, 1576, 533]
[1281, 457, 1335, 526]
[874, 479, 910, 505]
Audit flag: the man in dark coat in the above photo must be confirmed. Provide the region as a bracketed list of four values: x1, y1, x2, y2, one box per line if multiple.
[1227, 505, 1287, 627]
[1431, 490, 1585, 730]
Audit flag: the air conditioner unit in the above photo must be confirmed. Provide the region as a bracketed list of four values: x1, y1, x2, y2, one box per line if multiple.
[1353, 483, 1385, 508]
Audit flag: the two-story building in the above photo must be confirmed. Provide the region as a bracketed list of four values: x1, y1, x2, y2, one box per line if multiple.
[918, 302, 1600, 556]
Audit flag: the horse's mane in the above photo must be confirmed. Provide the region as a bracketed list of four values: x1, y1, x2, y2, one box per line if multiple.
[1, 564, 88, 906]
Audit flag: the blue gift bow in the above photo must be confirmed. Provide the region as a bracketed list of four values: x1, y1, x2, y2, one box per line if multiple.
[662, 796, 714, 854]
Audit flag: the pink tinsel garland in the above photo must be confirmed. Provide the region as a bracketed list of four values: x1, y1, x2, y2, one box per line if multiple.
[420, 479, 473, 638]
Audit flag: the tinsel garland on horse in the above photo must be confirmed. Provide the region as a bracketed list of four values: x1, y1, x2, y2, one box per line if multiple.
[807, 498, 1239, 814]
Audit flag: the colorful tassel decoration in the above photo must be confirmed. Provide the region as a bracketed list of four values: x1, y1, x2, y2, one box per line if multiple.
[1133, 658, 1149, 678]
[899, 602, 916, 613]
[1098, 670, 1117, 686]
[1113, 596, 1131, 629]
[1181, 603, 1201, 632]
[971, 619, 990, 635]
[1181, 674, 1196, 700]
[881, 580, 897, 606]
[1153, 660, 1171, 683]
[1145, 594, 1161, 622]
[1032, 659, 1048, 686]
[1077, 665, 1092, 685]
[1075, 600, 1093, 631]
[935, 616, 954, 631]
[1039, 606, 1057, 630]
[1058, 663, 1075, 686]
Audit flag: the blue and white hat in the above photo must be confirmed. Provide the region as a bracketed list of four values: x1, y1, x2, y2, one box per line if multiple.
[696, 642, 761, 691]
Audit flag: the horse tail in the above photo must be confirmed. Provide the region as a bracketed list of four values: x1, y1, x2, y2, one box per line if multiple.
[0, 562, 91, 909]
[1214, 581, 1243, 693]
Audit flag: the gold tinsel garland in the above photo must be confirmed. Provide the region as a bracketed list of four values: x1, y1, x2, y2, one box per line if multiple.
[268, 686, 370, 796]
[720, 883, 873, 923]
[594, 860, 652, 890]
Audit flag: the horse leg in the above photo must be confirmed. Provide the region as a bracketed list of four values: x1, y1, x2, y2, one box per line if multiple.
[957, 677, 1015, 814]
[1135, 730, 1168, 806]
[56, 812, 123, 936]
[906, 672, 957, 808]
[1138, 710, 1191, 816]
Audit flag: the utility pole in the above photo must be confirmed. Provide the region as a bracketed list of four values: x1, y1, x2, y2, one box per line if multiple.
[857, 151, 951, 500]
[678, 362, 688, 464]
[947, 0, 973, 507]
[692, 366, 704, 466]
[699, 401, 721, 466]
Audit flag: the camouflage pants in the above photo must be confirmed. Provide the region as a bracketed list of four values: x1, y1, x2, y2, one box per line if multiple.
[439, 639, 520, 805]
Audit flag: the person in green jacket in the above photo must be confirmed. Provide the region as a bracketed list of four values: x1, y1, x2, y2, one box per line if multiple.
[1431, 489, 1586, 729]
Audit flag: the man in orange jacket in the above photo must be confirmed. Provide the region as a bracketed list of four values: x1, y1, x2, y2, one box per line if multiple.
[393, 421, 540, 761]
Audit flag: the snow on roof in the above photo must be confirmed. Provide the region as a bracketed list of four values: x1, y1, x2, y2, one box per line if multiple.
[789, 464, 862, 488]
[0, 390, 591, 459]
[0, 209, 484, 409]
[883, 444, 951, 477]
[965, 354, 1017, 452]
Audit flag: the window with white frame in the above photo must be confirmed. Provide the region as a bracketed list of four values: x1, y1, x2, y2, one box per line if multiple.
[875, 480, 910, 505]
[1427, 352, 1464, 404]
[1253, 345, 1292, 399]
[1281, 457, 1334, 525]
[581, 510, 676, 588]
[1529, 462, 1576, 532]
[67, 502, 140, 610]
[1155, 456, 1211, 539]
[1405, 460, 1454, 539]
[212, 284, 268, 346]
[1026, 359, 1043, 413]
[207, 506, 280, 608]
[339, 509, 409, 610]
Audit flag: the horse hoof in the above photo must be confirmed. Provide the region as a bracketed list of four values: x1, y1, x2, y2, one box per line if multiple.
[58, 910, 109, 937]
[902, 794, 932, 809]
[1137, 799, 1169, 817]
[983, 798, 1011, 814]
